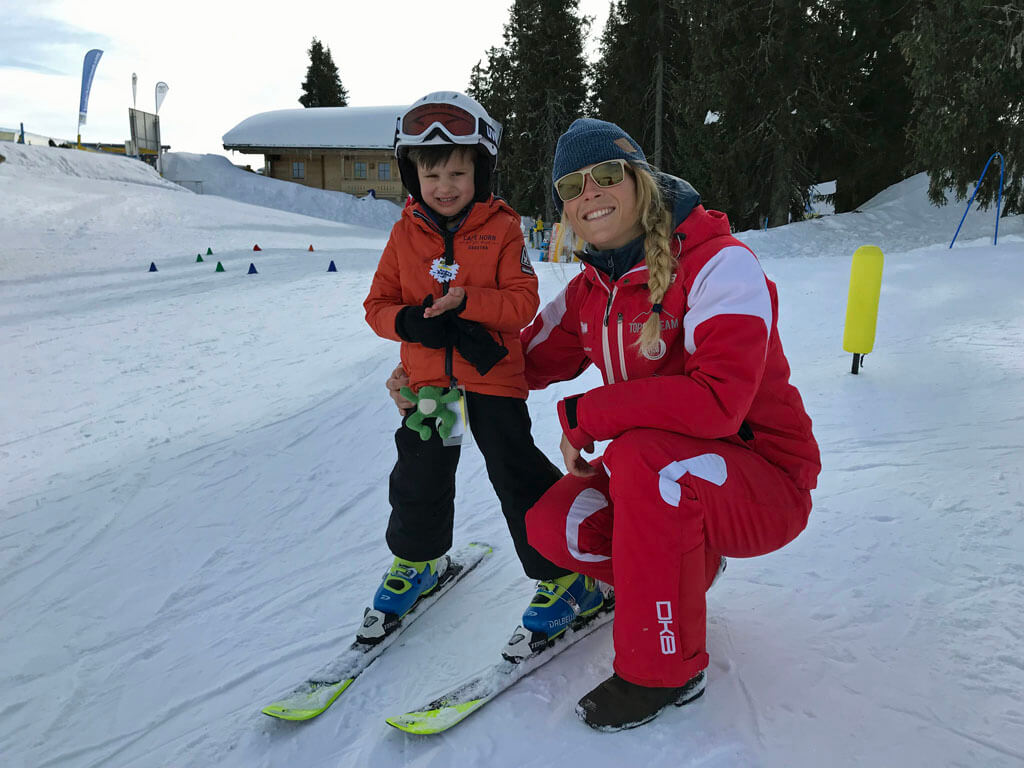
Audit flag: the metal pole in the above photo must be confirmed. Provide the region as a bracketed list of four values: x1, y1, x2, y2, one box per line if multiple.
[949, 151, 1003, 248]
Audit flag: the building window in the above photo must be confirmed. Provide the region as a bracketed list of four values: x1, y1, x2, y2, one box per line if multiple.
[378, 162, 391, 181]
[354, 161, 367, 179]
[292, 161, 305, 179]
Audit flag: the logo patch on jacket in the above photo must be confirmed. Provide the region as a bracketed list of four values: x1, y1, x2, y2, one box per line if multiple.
[630, 309, 679, 334]
[642, 339, 668, 360]
[430, 258, 459, 283]
[520, 247, 535, 275]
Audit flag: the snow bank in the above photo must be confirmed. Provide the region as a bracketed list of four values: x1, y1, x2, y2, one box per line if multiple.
[738, 172, 1022, 260]
[0, 143, 390, 281]
[162, 152, 400, 231]
[0, 141, 182, 190]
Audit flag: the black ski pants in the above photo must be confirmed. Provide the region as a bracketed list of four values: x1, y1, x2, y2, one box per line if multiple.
[387, 391, 570, 581]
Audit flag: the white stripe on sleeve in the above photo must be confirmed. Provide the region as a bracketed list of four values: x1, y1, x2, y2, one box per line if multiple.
[526, 286, 569, 354]
[684, 246, 772, 355]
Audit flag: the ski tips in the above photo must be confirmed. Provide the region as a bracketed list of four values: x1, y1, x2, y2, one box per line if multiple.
[386, 699, 486, 734]
[261, 678, 354, 721]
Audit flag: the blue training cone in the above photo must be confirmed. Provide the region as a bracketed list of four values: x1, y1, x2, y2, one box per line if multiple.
[248, 263, 258, 274]
[327, 260, 337, 272]
[148, 262, 158, 272]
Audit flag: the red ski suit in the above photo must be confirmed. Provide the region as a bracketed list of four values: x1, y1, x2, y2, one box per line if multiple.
[522, 199, 820, 688]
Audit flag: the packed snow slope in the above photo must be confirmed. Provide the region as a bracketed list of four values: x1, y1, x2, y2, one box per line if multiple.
[161, 152, 401, 231]
[1, 143, 1022, 768]
[0, 144, 393, 281]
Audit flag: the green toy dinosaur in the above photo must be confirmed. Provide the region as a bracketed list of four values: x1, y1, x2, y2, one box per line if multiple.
[400, 385, 462, 441]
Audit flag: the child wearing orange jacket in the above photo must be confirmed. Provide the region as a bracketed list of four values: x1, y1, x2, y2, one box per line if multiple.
[359, 92, 606, 646]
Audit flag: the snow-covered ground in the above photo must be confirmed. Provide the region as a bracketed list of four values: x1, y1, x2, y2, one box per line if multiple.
[161, 152, 401, 231]
[1, 142, 1022, 767]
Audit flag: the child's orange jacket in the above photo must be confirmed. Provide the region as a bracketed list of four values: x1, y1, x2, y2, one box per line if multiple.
[364, 197, 538, 399]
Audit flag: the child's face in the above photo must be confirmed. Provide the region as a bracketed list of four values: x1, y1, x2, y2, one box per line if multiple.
[417, 151, 475, 216]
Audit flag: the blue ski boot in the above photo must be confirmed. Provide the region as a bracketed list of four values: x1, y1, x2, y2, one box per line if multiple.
[503, 572, 607, 662]
[356, 555, 447, 645]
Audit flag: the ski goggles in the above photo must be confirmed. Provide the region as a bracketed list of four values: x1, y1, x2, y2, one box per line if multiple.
[554, 159, 628, 202]
[396, 103, 501, 154]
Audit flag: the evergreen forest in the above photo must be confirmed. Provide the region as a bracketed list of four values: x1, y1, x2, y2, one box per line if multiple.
[468, 0, 1024, 228]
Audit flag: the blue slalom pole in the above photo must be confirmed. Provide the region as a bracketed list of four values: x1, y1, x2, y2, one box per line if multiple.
[950, 152, 1004, 248]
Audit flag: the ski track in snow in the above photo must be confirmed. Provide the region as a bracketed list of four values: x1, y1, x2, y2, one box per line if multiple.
[1, 144, 1023, 767]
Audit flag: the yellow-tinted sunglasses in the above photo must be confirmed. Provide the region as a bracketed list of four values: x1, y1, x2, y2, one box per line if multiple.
[554, 159, 628, 202]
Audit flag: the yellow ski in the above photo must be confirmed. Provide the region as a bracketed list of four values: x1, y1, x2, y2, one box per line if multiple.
[387, 597, 614, 734]
[261, 541, 492, 722]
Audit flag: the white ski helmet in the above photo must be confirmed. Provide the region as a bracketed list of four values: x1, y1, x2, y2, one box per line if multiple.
[395, 91, 501, 156]
[395, 91, 503, 207]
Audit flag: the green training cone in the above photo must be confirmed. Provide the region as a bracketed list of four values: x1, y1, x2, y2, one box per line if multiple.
[196, 254, 204, 262]
[216, 261, 225, 272]
[206, 247, 213, 255]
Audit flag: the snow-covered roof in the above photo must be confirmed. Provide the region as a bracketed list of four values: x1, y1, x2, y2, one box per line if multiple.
[222, 106, 407, 151]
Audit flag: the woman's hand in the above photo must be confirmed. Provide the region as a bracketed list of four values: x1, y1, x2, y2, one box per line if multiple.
[560, 433, 597, 477]
[386, 364, 413, 412]
[423, 286, 465, 318]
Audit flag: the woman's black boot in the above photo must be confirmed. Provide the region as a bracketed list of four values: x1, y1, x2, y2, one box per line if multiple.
[575, 670, 706, 731]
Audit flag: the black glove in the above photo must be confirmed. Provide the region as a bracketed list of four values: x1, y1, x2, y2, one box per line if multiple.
[395, 296, 457, 349]
[452, 317, 509, 375]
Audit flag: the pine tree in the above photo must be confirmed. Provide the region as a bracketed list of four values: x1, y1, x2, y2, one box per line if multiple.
[806, 1, 916, 213]
[299, 38, 349, 108]
[669, 0, 840, 230]
[592, 0, 694, 173]
[469, 0, 590, 219]
[899, 1, 1024, 213]
[469, 48, 515, 195]
[591, 1, 652, 154]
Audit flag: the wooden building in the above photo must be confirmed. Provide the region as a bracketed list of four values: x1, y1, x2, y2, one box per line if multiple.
[222, 106, 407, 204]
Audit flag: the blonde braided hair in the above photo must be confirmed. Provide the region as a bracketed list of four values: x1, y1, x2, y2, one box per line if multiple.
[632, 166, 676, 358]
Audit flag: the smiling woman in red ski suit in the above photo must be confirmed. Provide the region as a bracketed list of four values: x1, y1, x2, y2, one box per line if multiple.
[520, 118, 821, 731]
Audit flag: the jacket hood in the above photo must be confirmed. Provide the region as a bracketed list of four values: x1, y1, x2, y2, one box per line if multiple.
[657, 173, 701, 230]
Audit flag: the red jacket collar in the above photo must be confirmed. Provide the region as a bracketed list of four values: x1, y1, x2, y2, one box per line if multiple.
[581, 205, 734, 288]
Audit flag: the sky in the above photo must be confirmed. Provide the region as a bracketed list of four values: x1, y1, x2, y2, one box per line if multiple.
[0, 0, 611, 161]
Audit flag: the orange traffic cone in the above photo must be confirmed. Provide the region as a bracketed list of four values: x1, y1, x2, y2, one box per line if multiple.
[253, 244, 262, 251]
[308, 244, 314, 252]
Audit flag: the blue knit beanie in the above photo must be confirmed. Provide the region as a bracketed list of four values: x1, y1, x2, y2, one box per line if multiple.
[551, 118, 649, 212]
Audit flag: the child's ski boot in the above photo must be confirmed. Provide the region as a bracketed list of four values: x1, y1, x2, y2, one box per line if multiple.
[356, 555, 448, 644]
[502, 572, 608, 662]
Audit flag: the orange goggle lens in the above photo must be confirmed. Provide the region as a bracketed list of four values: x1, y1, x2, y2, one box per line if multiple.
[401, 103, 477, 137]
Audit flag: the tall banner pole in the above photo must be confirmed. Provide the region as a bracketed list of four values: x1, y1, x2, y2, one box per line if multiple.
[132, 73, 137, 108]
[77, 48, 104, 146]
